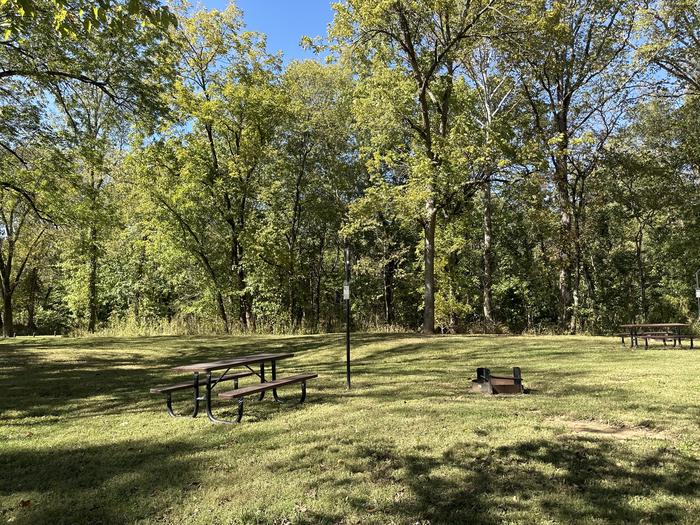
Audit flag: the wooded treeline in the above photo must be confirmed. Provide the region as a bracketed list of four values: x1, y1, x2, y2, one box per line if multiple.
[1, 0, 699, 336]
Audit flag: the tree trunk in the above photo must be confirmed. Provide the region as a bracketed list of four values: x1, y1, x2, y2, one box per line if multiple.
[314, 232, 325, 331]
[230, 237, 248, 331]
[553, 140, 573, 331]
[216, 291, 229, 333]
[133, 241, 146, 324]
[27, 267, 38, 333]
[87, 225, 98, 333]
[2, 265, 14, 336]
[635, 227, 647, 322]
[287, 155, 306, 331]
[238, 268, 248, 330]
[570, 228, 583, 333]
[3, 291, 13, 337]
[245, 292, 255, 332]
[570, 194, 588, 333]
[481, 180, 495, 330]
[423, 200, 437, 334]
[193, 248, 229, 334]
[557, 210, 573, 330]
[383, 258, 396, 326]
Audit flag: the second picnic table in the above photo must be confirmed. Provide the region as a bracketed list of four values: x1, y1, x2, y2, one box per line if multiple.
[619, 323, 691, 348]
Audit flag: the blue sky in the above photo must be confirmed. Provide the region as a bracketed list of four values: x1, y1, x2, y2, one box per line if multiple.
[202, 0, 335, 63]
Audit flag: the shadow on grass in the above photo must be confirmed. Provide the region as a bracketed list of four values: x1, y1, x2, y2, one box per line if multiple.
[0, 436, 205, 525]
[295, 436, 699, 525]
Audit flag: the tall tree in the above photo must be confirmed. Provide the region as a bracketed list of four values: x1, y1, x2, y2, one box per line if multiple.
[462, 44, 518, 329]
[502, 0, 639, 331]
[332, 0, 498, 333]
[48, 14, 166, 332]
[0, 148, 56, 336]
[255, 60, 358, 330]
[137, 4, 280, 332]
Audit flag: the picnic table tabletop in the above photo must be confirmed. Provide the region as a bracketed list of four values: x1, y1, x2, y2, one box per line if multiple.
[620, 323, 688, 328]
[172, 352, 295, 373]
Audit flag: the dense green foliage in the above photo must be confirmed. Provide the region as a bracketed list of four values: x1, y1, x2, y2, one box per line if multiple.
[1, 0, 699, 335]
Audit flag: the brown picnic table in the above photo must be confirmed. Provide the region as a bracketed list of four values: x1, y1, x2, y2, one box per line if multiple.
[151, 352, 317, 424]
[619, 323, 693, 349]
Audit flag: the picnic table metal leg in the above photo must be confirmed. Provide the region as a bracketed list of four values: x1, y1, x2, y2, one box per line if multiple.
[299, 381, 307, 403]
[192, 373, 200, 417]
[271, 360, 284, 403]
[165, 373, 200, 418]
[272, 360, 280, 401]
[258, 363, 266, 401]
[270, 359, 306, 403]
[205, 371, 240, 424]
[166, 392, 200, 418]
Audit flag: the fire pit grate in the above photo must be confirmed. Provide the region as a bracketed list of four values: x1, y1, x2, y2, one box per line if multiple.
[471, 367, 524, 395]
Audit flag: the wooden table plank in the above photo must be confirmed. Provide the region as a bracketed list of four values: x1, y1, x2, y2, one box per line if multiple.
[172, 352, 295, 373]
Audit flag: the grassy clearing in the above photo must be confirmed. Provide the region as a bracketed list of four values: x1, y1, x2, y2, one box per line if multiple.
[0, 334, 698, 525]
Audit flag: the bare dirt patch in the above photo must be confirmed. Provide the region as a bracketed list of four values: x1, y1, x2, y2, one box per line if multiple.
[559, 420, 667, 440]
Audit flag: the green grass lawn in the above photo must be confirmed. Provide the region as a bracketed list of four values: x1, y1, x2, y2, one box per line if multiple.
[1, 334, 698, 525]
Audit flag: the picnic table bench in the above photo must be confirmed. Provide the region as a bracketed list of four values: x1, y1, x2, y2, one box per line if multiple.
[150, 371, 253, 418]
[218, 373, 318, 422]
[151, 352, 318, 424]
[619, 323, 694, 349]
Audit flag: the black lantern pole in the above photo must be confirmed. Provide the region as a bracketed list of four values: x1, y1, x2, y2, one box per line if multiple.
[344, 242, 351, 389]
[695, 269, 700, 320]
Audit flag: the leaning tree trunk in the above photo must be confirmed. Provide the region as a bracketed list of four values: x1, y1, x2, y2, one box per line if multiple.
[423, 199, 437, 334]
[481, 180, 495, 331]
[215, 291, 229, 334]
